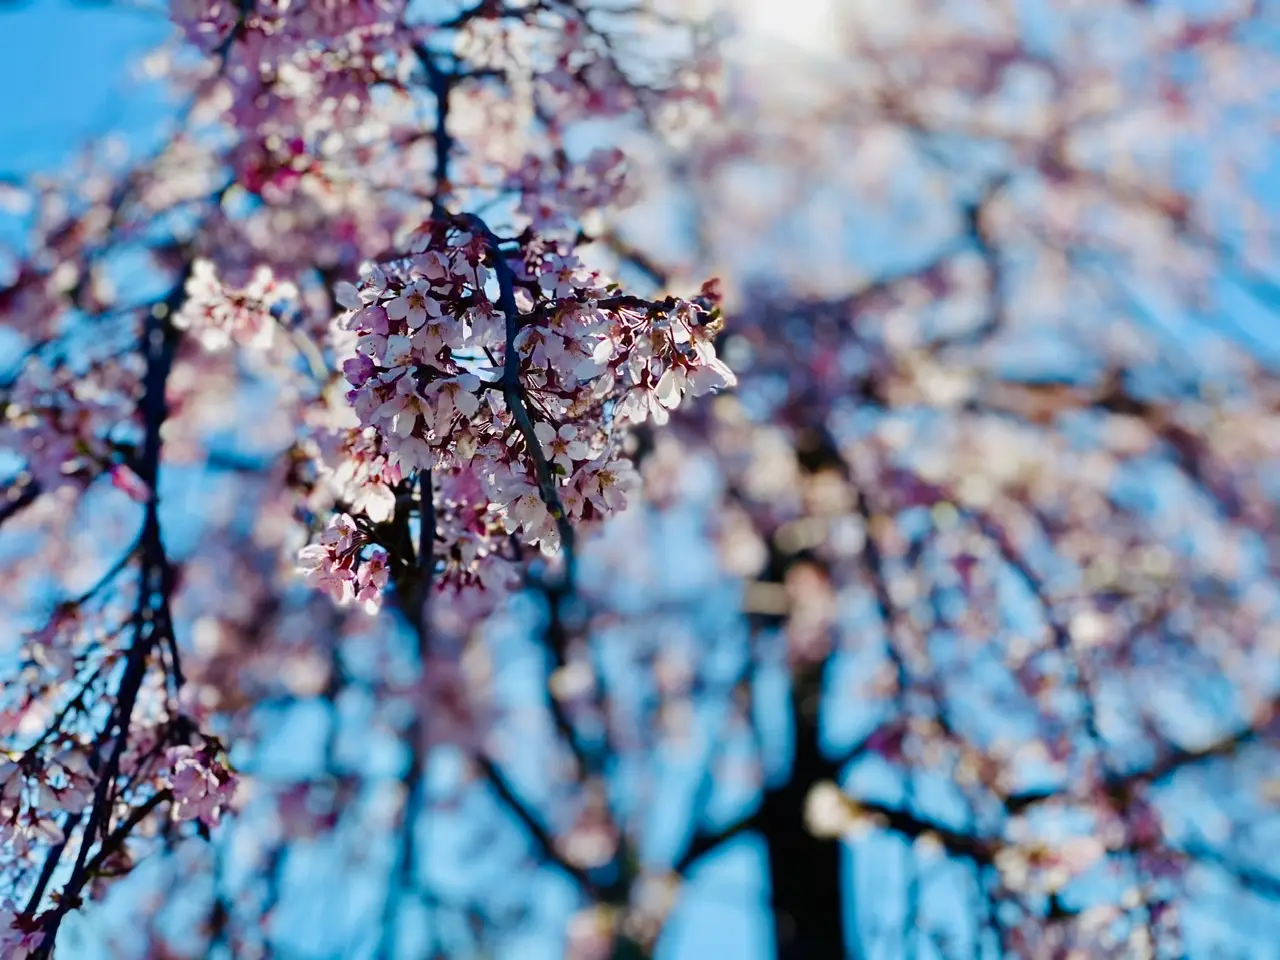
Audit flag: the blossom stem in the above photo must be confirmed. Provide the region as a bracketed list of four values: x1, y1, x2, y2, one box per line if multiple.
[32, 275, 187, 953]
[465, 213, 579, 583]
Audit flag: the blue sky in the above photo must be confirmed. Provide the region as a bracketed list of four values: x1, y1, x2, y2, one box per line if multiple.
[0, 1, 174, 177]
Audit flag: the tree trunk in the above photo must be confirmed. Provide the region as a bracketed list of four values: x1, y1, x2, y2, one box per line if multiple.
[759, 658, 845, 960]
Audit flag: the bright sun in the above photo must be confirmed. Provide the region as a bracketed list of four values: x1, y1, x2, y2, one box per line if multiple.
[735, 0, 841, 55]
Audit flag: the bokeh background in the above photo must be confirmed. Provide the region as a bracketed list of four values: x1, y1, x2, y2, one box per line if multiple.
[2, 1, 1279, 958]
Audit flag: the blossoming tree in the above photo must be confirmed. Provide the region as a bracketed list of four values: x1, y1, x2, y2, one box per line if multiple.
[1, 0, 1278, 958]
[1, 0, 730, 955]
[627, 0, 1280, 956]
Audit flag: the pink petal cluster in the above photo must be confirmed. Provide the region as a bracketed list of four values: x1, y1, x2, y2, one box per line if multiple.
[162, 745, 237, 827]
[1, 352, 144, 492]
[296, 217, 734, 607]
[0, 749, 95, 884]
[0, 901, 44, 960]
[508, 148, 635, 232]
[174, 260, 298, 351]
[297, 514, 391, 614]
[2, 0, 731, 942]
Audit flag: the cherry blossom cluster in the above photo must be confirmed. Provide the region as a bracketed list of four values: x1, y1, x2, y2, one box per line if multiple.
[161, 744, 238, 827]
[448, 4, 718, 221]
[296, 216, 734, 611]
[171, 0, 412, 222]
[0, 749, 95, 860]
[507, 148, 635, 233]
[0, 0, 729, 949]
[296, 513, 391, 612]
[173, 259, 299, 351]
[171, 0, 404, 61]
[1, 350, 144, 493]
[454, 11, 718, 125]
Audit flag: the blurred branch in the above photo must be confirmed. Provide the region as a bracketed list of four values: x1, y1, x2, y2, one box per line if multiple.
[475, 753, 598, 895]
[1005, 697, 1279, 813]
[0, 478, 40, 528]
[674, 808, 758, 876]
[33, 271, 188, 952]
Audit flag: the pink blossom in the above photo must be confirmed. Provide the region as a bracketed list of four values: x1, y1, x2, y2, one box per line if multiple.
[538, 253, 584, 298]
[385, 280, 440, 330]
[355, 548, 390, 614]
[425, 373, 483, 438]
[584, 457, 640, 513]
[174, 260, 297, 351]
[162, 746, 237, 827]
[534, 421, 589, 473]
[0, 900, 44, 960]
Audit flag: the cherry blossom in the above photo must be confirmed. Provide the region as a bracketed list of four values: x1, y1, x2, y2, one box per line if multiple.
[162, 745, 237, 827]
[0, 901, 45, 960]
[295, 214, 733, 610]
[173, 260, 298, 352]
[536, 421, 589, 474]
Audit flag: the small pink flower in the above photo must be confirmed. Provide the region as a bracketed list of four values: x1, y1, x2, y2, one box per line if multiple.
[426, 374, 483, 437]
[355, 548, 390, 613]
[538, 253, 583, 299]
[343, 353, 376, 388]
[385, 279, 439, 330]
[583, 457, 639, 512]
[163, 746, 236, 827]
[534, 421, 589, 473]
